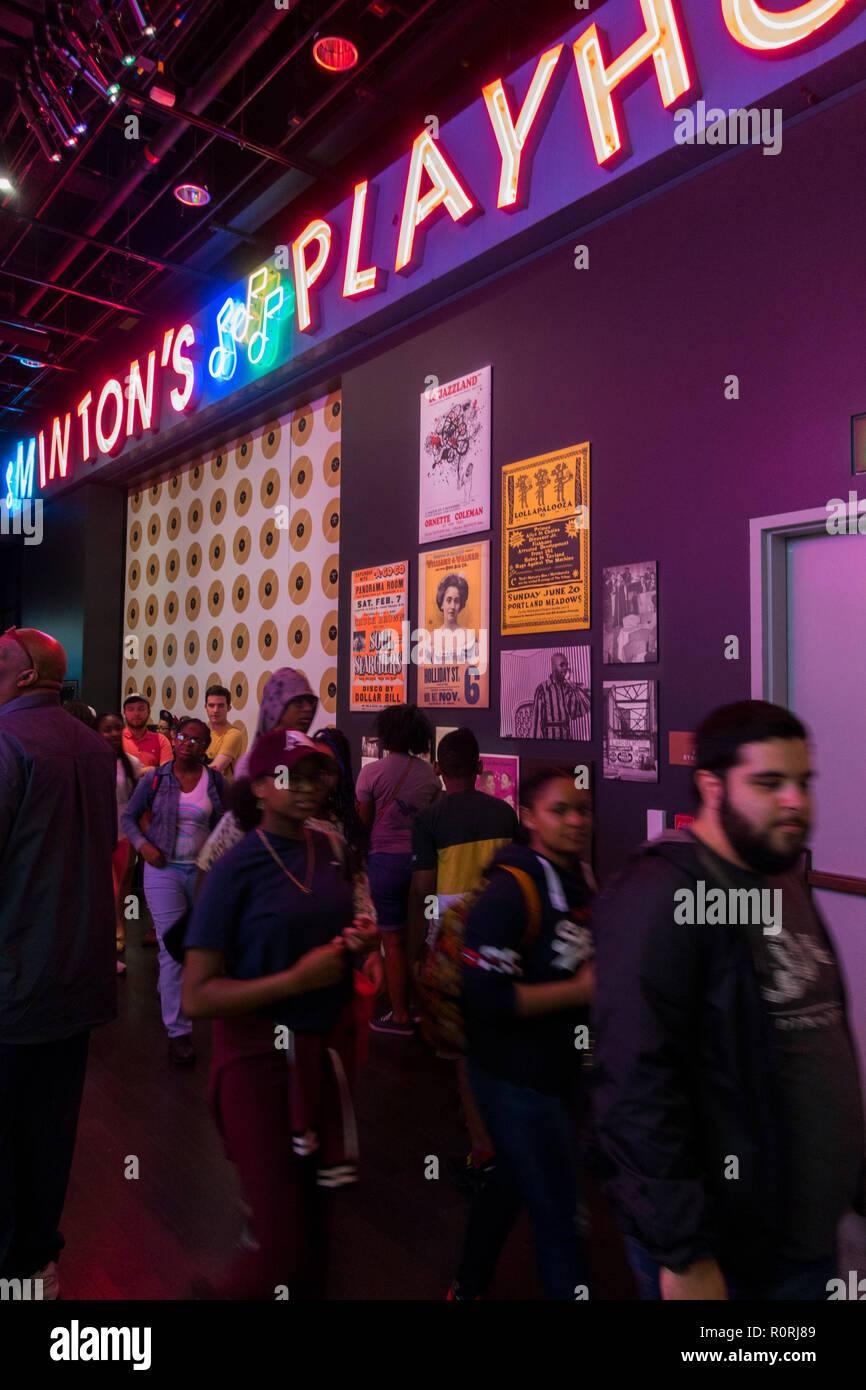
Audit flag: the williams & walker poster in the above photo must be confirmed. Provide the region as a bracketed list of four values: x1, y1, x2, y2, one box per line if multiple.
[501, 443, 590, 636]
[417, 540, 489, 709]
[349, 561, 409, 711]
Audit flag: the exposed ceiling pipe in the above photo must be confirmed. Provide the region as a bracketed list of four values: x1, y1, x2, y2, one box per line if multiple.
[15, 0, 293, 321]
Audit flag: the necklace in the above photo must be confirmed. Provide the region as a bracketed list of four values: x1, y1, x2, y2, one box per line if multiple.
[256, 826, 314, 895]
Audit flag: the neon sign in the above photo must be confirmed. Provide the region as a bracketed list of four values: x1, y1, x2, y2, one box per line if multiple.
[208, 263, 292, 381]
[4, 437, 36, 511]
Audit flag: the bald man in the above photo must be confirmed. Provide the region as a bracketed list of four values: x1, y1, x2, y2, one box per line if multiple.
[0, 628, 116, 1299]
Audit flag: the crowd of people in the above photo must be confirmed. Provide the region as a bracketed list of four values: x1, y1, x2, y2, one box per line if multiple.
[0, 623, 864, 1302]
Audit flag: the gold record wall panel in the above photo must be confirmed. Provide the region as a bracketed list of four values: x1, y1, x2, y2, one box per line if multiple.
[123, 393, 342, 752]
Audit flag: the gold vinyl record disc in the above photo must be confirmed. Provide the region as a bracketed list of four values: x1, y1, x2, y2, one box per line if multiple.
[146, 512, 161, 546]
[288, 616, 310, 658]
[321, 498, 340, 543]
[181, 675, 199, 711]
[142, 676, 156, 705]
[290, 508, 311, 551]
[209, 534, 226, 571]
[143, 635, 157, 669]
[126, 598, 139, 630]
[124, 676, 137, 700]
[148, 481, 162, 506]
[185, 587, 201, 622]
[166, 506, 181, 542]
[187, 459, 205, 492]
[321, 554, 339, 600]
[210, 488, 227, 527]
[258, 569, 278, 610]
[291, 404, 313, 447]
[290, 455, 312, 499]
[234, 478, 253, 518]
[258, 619, 278, 660]
[162, 677, 176, 708]
[259, 516, 280, 560]
[185, 543, 202, 579]
[165, 548, 180, 583]
[144, 594, 159, 628]
[232, 526, 252, 565]
[229, 671, 249, 710]
[164, 590, 179, 625]
[210, 449, 228, 481]
[183, 630, 200, 665]
[289, 562, 310, 604]
[261, 421, 281, 459]
[206, 626, 224, 663]
[187, 499, 203, 535]
[319, 667, 337, 714]
[257, 669, 274, 707]
[128, 520, 142, 552]
[146, 553, 159, 586]
[128, 559, 141, 591]
[163, 633, 178, 667]
[230, 622, 249, 661]
[232, 573, 250, 613]
[168, 473, 182, 500]
[129, 490, 143, 514]
[234, 435, 253, 470]
[320, 610, 338, 656]
[324, 392, 341, 433]
[322, 442, 341, 489]
[260, 466, 280, 510]
[207, 580, 224, 618]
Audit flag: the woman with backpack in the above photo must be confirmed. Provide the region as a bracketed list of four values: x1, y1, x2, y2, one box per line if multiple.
[121, 717, 227, 1065]
[447, 764, 596, 1300]
[355, 704, 440, 1035]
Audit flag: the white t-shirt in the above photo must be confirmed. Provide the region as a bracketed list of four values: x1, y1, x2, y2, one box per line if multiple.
[170, 771, 213, 864]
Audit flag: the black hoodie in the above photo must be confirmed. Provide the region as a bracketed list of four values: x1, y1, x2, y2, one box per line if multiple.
[461, 843, 594, 1096]
[592, 830, 864, 1277]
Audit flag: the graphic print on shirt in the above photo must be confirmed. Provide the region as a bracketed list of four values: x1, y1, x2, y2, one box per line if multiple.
[550, 915, 593, 973]
[758, 930, 842, 1030]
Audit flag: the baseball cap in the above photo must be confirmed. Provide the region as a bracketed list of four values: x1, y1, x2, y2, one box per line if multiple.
[123, 692, 151, 708]
[248, 728, 335, 782]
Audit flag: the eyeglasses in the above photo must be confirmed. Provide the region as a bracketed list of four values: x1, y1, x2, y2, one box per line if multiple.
[174, 732, 208, 746]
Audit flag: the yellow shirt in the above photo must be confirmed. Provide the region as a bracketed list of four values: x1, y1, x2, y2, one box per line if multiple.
[207, 726, 244, 781]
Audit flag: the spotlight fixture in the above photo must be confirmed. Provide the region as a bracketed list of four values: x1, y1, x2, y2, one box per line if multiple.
[127, 1, 156, 36]
[174, 182, 209, 206]
[107, 82, 120, 96]
[0, 176, 13, 193]
[73, 121, 87, 135]
[312, 36, 359, 72]
[17, 358, 43, 369]
[122, 54, 135, 67]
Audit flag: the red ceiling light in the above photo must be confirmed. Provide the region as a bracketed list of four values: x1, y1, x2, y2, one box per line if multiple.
[312, 36, 359, 72]
[174, 182, 210, 206]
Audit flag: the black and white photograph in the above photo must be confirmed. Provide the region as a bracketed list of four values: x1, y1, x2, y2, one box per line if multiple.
[603, 680, 658, 781]
[500, 646, 591, 741]
[603, 561, 657, 664]
[360, 734, 383, 767]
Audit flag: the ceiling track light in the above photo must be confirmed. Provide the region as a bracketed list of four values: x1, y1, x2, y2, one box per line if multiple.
[16, 82, 65, 165]
[24, 63, 76, 151]
[31, 48, 80, 144]
[127, 0, 156, 36]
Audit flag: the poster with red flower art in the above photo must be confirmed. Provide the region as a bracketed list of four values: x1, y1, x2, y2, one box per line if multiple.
[419, 367, 491, 544]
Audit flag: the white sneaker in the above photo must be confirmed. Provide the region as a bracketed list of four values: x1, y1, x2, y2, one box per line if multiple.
[31, 1262, 60, 1300]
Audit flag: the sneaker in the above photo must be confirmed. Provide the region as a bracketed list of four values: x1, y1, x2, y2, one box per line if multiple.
[31, 1262, 60, 1300]
[447, 1152, 495, 1196]
[168, 1036, 196, 1066]
[369, 1011, 415, 1036]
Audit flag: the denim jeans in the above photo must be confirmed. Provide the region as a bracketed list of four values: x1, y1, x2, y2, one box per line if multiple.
[455, 1060, 589, 1300]
[143, 862, 197, 1038]
[626, 1236, 838, 1301]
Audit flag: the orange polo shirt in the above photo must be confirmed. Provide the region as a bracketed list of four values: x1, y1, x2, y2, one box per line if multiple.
[123, 727, 172, 769]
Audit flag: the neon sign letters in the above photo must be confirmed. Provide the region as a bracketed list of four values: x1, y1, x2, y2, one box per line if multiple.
[208, 263, 292, 381]
[4, 437, 36, 511]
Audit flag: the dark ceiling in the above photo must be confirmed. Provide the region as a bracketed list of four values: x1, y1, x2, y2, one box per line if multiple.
[0, 0, 578, 441]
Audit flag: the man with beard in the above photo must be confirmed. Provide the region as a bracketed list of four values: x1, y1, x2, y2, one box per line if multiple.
[593, 701, 864, 1301]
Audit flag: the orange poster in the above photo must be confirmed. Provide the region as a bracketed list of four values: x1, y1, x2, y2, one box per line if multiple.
[350, 561, 409, 710]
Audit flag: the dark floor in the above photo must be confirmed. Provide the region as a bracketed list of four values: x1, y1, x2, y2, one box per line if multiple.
[58, 930, 638, 1301]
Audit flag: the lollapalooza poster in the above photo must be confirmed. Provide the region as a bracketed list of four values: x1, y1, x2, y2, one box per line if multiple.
[349, 561, 409, 711]
[419, 367, 491, 545]
[417, 540, 489, 710]
[501, 443, 590, 636]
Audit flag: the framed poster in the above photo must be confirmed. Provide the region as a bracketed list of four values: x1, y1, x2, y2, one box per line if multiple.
[499, 646, 591, 741]
[360, 734, 383, 768]
[349, 561, 409, 711]
[417, 539, 489, 709]
[603, 680, 658, 782]
[603, 561, 657, 663]
[501, 443, 590, 636]
[419, 367, 491, 543]
[477, 754, 519, 811]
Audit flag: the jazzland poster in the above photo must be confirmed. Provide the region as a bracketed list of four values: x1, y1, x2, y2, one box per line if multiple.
[501, 443, 590, 636]
[419, 366, 491, 545]
[417, 540, 489, 709]
[349, 561, 409, 711]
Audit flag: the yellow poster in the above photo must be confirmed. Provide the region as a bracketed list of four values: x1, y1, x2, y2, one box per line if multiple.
[501, 443, 590, 635]
[417, 540, 489, 709]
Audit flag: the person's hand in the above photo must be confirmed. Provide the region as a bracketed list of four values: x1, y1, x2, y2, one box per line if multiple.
[343, 918, 379, 956]
[289, 939, 347, 993]
[361, 950, 385, 994]
[568, 961, 594, 1006]
[140, 842, 166, 869]
[660, 1258, 727, 1301]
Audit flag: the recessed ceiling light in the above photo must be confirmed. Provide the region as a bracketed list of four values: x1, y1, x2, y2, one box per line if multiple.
[174, 182, 210, 206]
[17, 358, 42, 368]
[0, 175, 13, 192]
[312, 36, 359, 72]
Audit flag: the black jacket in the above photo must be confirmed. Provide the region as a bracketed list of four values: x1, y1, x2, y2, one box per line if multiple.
[461, 843, 594, 1095]
[592, 831, 861, 1275]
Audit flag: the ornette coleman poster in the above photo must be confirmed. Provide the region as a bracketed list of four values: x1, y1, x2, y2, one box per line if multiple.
[419, 366, 491, 545]
[417, 540, 490, 709]
[349, 561, 409, 711]
[501, 443, 590, 636]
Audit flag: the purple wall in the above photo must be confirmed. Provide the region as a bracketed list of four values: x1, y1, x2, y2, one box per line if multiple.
[338, 86, 866, 883]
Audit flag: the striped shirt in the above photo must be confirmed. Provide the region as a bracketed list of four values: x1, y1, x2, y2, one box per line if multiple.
[530, 677, 590, 740]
